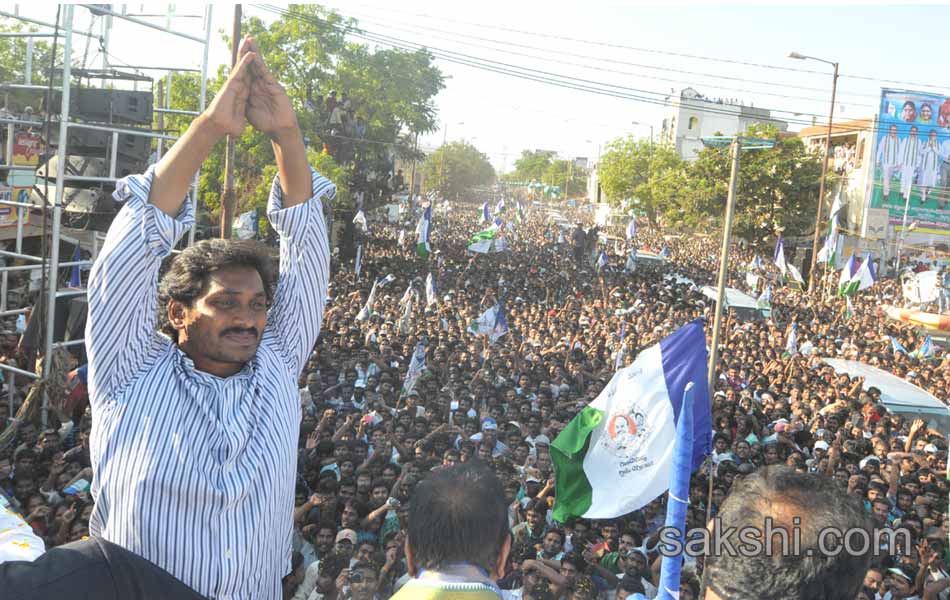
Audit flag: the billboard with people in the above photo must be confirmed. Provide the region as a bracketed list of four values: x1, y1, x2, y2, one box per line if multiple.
[868, 88, 950, 233]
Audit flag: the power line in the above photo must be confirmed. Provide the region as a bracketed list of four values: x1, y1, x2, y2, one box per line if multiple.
[257, 5, 929, 137]
[319, 3, 877, 104]
[259, 5, 844, 129]
[316, 0, 950, 92]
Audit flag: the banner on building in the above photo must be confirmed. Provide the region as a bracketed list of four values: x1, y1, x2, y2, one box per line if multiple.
[867, 88, 950, 234]
[0, 188, 32, 227]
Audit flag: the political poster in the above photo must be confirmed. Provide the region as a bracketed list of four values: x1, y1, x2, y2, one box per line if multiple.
[867, 88, 950, 233]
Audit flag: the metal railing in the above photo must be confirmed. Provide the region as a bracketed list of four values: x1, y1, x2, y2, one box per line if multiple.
[0, 5, 214, 423]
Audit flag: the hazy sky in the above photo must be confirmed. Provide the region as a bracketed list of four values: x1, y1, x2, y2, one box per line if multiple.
[10, 3, 950, 172]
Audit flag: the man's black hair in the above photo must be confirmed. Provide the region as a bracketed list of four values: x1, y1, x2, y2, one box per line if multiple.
[407, 462, 509, 573]
[703, 466, 873, 600]
[157, 239, 274, 338]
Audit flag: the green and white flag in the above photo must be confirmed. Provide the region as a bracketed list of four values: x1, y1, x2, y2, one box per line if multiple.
[468, 226, 501, 254]
[551, 320, 711, 521]
[837, 253, 859, 296]
[817, 193, 843, 266]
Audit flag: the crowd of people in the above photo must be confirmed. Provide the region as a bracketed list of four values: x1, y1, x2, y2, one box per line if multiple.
[1, 187, 948, 599]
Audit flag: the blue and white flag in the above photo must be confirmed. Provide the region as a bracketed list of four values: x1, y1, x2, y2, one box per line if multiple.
[481, 202, 490, 223]
[785, 322, 798, 356]
[495, 199, 505, 215]
[756, 285, 772, 310]
[467, 303, 509, 343]
[551, 320, 712, 520]
[625, 218, 636, 240]
[890, 336, 908, 355]
[613, 322, 627, 371]
[597, 251, 609, 270]
[425, 272, 438, 307]
[356, 279, 379, 322]
[657, 382, 696, 600]
[660, 247, 671, 259]
[917, 335, 935, 359]
[233, 209, 258, 240]
[353, 210, 368, 233]
[774, 236, 788, 277]
[402, 342, 426, 395]
[416, 206, 432, 258]
[354, 244, 362, 279]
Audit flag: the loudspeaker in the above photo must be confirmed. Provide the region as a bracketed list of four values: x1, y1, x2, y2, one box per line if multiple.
[36, 154, 145, 182]
[65, 128, 151, 162]
[70, 88, 153, 125]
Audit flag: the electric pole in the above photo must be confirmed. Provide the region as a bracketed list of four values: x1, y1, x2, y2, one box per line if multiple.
[220, 4, 242, 239]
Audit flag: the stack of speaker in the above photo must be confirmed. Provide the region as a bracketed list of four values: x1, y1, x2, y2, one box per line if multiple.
[33, 84, 154, 231]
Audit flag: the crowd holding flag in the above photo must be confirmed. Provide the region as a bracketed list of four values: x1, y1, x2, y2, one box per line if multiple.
[838, 253, 877, 296]
[891, 336, 908, 355]
[773, 236, 788, 277]
[416, 206, 432, 258]
[467, 303, 509, 343]
[401, 342, 427, 395]
[425, 273, 438, 307]
[551, 320, 711, 521]
[625, 218, 637, 241]
[355, 279, 380, 321]
[816, 193, 842, 266]
[784, 322, 798, 357]
[353, 209, 368, 233]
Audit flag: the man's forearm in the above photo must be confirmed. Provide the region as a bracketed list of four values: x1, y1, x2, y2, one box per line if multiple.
[272, 127, 311, 207]
[151, 115, 225, 217]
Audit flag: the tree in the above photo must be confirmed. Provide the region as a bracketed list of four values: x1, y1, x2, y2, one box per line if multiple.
[543, 159, 587, 198]
[421, 141, 495, 200]
[504, 150, 555, 184]
[597, 136, 684, 225]
[680, 124, 822, 242]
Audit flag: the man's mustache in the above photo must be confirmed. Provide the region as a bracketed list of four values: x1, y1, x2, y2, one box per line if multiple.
[221, 327, 260, 338]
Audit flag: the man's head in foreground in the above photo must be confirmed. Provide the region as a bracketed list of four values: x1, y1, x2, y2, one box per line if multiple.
[405, 462, 511, 578]
[703, 466, 874, 600]
[160, 239, 274, 375]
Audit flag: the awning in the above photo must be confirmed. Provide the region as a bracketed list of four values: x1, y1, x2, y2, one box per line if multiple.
[822, 358, 950, 432]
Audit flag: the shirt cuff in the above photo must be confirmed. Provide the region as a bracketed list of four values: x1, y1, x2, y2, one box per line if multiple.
[267, 167, 337, 238]
[113, 164, 195, 257]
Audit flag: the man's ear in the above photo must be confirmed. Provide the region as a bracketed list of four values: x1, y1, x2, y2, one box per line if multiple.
[404, 537, 417, 577]
[167, 300, 187, 333]
[491, 532, 512, 581]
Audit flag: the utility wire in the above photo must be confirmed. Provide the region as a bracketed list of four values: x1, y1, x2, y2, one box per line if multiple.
[317, 0, 950, 91]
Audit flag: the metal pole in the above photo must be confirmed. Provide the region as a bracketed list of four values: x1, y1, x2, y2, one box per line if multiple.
[189, 4, 212, 246]
[219, 4, 242, 240]
[43, 4, 74, 428]
[156, 78, 165, 160]
[807, 62, 839, 291]
[706, 139, 741, 396]
[895, 194, 912, 275]
[24, 36, 33, 84]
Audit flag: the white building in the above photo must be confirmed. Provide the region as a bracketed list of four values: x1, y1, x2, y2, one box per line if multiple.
[660, 87, 789, 161]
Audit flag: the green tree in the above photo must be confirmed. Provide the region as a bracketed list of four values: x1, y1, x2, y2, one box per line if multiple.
[543, 159, 587, 198]
[597, 136, 683, 225]
[504, 150, 555, 184]
[422, 141, 495, 200]
[680, 124, 822, 242]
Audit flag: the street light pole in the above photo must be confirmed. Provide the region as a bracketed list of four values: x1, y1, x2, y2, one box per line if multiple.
[790, 52, 838, 291]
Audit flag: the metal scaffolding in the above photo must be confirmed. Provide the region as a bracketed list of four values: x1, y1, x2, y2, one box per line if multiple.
[0, 5, 214, 425]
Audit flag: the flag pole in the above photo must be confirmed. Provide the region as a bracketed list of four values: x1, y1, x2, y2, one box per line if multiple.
[706, 138, 741, 396]
[657, 382, 696, 600]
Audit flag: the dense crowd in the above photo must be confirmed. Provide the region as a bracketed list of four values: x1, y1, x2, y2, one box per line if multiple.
[1, 195, 948, 600]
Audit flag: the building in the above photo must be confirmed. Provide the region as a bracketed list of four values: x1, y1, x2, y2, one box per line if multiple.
[660, 87, 789, 161]
[797, 118, 875, 244]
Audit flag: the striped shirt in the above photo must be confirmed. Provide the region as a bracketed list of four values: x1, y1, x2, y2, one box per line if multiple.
[85, 165, 335, 600]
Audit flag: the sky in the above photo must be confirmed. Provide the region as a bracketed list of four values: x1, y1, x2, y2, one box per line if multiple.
[8, 3, 950, 173]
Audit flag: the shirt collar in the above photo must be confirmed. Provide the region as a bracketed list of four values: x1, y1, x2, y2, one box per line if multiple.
[172, 341, 256, 383]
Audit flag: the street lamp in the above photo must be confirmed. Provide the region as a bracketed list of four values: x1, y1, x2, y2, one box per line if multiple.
[630, 120, 655, 146]
[789, 51, 839, 291]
